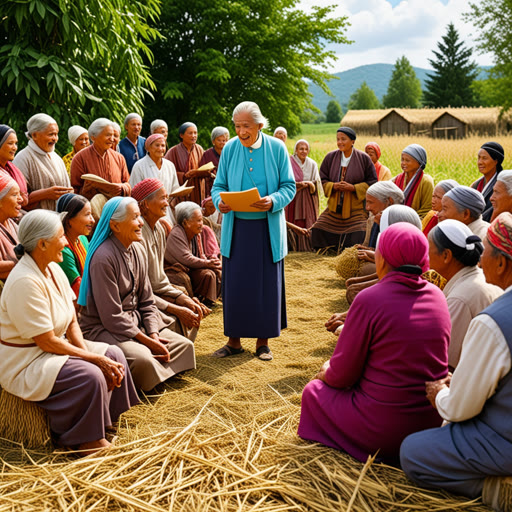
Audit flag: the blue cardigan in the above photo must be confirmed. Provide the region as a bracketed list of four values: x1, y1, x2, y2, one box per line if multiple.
[211, 133, 296, 263]
[118, 136, 146, 173]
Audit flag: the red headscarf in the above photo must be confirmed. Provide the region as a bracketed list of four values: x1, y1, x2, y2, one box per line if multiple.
[487, 212, 512, 257]
[131, 178, 164, 202]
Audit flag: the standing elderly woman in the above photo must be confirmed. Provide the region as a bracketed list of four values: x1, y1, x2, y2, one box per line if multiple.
[78, 197, 195, 391]
[364, 142, 391, 181]
[150, 120, 169, 141]
[62, 126, 89, 175]
[490, 169, 512, 221]
[422, 179, 459, 236]
[311, 127, 377, 253]
[0, 125, 29, 207]
[165, 201, 222, 306]
[211, 101, 296, 360]
[0, 210, 138, 454]
[118, 113, 146, 174]
[112, 122, 121, 152]
[273, 127, 288, 144]
[392, 144, 433, 219]
[165, 122, 205, 204]
[199, 126, 230, 197]
[472, 141, 505, 222]
[300, 222, 450, 465]
[13, 114, 73, 211]
[71, 118, 131, 200]
[438, 185, 489, 240]
[56, 194, 94, 298]
[428, 219, 502, 369]
[130, 133, 180, 223]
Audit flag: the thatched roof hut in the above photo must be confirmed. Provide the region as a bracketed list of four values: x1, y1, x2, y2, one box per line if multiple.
[378, 109, 444, 136]
[339, 109, 391, 136]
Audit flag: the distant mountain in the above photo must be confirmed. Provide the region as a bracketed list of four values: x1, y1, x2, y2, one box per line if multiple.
[309, 63, 491, 112]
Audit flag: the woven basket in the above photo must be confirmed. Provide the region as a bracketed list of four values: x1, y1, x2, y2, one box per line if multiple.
[334, 246, 363, 281]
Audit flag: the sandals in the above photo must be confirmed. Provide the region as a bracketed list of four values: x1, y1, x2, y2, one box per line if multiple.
[255, 345, 273, 361]
[212, 344, 245, 358]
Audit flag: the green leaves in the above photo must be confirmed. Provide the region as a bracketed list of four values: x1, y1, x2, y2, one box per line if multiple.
[383, 57, 422, 109]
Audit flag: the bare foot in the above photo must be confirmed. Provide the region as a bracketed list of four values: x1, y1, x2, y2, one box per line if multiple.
[77, 438, 111, 456]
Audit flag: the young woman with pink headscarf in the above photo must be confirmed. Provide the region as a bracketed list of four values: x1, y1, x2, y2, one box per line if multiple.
[364, 142, 391, 181]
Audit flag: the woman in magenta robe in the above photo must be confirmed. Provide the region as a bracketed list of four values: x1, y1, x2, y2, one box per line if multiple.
[298, 222, 450, 465]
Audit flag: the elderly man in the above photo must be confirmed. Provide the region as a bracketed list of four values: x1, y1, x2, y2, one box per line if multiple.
[400, 212, 512, 512]
[118, 113, 146, 173]
[70, 118, 131, 200]
[491, 170, 512, 221]
[438, 185, 489, 241]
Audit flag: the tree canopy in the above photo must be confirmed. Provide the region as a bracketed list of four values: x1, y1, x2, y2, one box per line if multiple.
[325, 100, 343, 123]
[0, 0, 161, 137]
[465, 0, 512, 111]
[347, 82, 381, 110]
[423, 23, 478, 107]
[382, 57, 422, 108]
[144, 0, 350, 144]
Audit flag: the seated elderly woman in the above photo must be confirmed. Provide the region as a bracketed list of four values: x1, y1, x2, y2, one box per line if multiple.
[78, 197, 196, 392]
[118, 113, 146, 174]
[0, 125, 29, 207]
[392, 144, 434, 219]
[165, 202, 222, 306]
[422, 179, 459, 236]
[199, 127, 230, 198]
[0, 210, 138, 455]
[428, 219, 502, 370]
[364, 142, 391, 181]
[311, 127, 378, 253]
[62, 126, 89, 175]
[13, 114, 73, 211]
[273, 127, 287, 144]
[438, 185, 489, 240]
[490, 169, 512, 221]
[299, 222, 450, 465]
[132, 178, 210, 341]
[0, 175, 23, 289]
[70, 118, 131, 200]
[400, 212, 512, 512]
[56, 194, 94, 298]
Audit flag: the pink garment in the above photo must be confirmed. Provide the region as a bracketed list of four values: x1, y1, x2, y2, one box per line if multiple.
[298, 271, 450, 464]
[201, 225, 220, 258]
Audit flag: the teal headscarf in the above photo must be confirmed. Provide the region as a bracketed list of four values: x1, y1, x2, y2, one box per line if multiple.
[77, 196, 125, 306]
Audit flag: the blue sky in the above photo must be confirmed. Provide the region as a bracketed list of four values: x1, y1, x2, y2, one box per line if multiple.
[299, 0, 492, 73]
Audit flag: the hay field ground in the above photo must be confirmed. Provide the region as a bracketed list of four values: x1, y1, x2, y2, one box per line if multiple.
[0, 253, 490, 511]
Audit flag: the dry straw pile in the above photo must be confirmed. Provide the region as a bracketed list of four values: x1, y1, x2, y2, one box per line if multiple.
[0, 253, 490, 511]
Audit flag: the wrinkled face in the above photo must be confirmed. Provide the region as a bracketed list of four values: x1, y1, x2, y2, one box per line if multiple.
[234, 112, 263, 148]
[365, 194, 388, 217]
[145, 187, 168, 219]
[428, 237, 446, 275]
[113, 202, 144, 244]
[336, 132, 354, 153]
[438, 196, 467, 224]
[0, 133, 18, 163]
[481, 237, 501, 286]
[45, 225, 68, 264]
[295, 142, 309, 162]
[73, 132, 89, 153]
[148, 139, 167, 159]
[401, 152, 420, 174]
[183, 209, 203, 237]
[213, 134, 229, 153]
[490, 181, 512, 220]
[153, 126, 168, 140]
[365, 147, 378, 164]
[93, 126, 115, 153]
[112, 129, 121, 148]
[431, 185, 446, 212]
[0, 182, 22, 219]
[68, 202, 94, 237]
[181, 126, 198, 147]
[32, 123, 59, 153]
[126, 118, 142, 139]
[274, 130, 287, 143]
[478, 149, 497, 177]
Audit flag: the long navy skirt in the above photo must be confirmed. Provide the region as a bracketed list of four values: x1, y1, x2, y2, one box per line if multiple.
[222, 218, 287, 338]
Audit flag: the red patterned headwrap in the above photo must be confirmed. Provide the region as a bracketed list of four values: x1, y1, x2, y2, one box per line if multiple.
[365, 141, 381, 160]
[487, 212, 512, 257]
[131, 178, 164, 202]
[144, 133, 165, 151]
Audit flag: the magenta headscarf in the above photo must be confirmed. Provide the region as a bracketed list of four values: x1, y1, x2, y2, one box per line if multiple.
[378, 222, 429, 274]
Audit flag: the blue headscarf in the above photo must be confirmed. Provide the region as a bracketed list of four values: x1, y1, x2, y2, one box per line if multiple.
[77, 196, 125, 306]
[403, 144, 427, 170]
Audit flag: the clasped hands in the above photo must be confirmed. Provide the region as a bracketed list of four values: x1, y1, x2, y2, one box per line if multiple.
[425, 373, 452, 409]
[333, 181, 355, 192]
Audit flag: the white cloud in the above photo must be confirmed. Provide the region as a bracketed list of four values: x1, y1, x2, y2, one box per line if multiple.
[299, 0, 494, 72]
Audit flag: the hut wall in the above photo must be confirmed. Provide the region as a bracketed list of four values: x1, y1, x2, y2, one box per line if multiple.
[379, 111, 410, 136]
[432, 113, 466, 139]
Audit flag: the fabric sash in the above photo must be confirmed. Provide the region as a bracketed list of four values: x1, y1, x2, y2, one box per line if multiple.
[290, 156, 304, 182]
[395, 170, 424, 207]
[66, 236, 87, 275]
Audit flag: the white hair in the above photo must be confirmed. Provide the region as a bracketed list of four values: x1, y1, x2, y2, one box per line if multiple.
[211, 126, 229, 142]
[110, 197, 138, 223]
[380, 205, 422, 232]
[88, 118, 115, 139]
[124, 113, 142, 127]
[366, 181, 404, 206]
[232, 101, 269, 129]
[150, 119, 168, 133]
[112, 122, 121, 135]
[273, 126, 287, 136]
[18, 210, 63, 253]
[497, 170, 512, 195]
[175, 201, 201, 226]
[25, 113, 57, 139]
[436, 179, 459, 193]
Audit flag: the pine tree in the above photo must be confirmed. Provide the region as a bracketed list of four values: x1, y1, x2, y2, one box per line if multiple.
[382, 57, 422, 108]
[348, 82, 381, 110]
[325, 100, 343, 122]
[423, 23, 478, 107]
